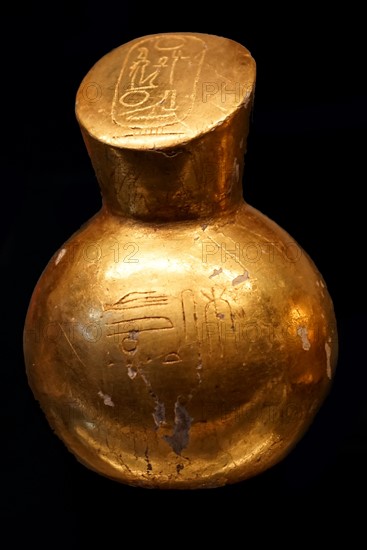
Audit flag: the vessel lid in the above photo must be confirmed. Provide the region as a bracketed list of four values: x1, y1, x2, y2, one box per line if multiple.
[76, 33, 256, 150]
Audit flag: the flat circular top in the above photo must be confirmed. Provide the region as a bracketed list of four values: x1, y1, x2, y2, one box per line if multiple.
[76, 33, 256, 150]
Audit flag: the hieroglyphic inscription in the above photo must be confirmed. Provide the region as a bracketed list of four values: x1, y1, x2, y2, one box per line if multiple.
[202, 288, 235, 356]
[104, 286, 238, 367]
[112, 35, 206, 134]
[105, 291, 180, 364]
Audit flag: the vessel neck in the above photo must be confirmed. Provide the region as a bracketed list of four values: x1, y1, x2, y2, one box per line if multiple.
[82, 111, 250, 222]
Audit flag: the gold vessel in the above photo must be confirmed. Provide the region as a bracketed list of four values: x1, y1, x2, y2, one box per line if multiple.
[23, 33, 338, 488]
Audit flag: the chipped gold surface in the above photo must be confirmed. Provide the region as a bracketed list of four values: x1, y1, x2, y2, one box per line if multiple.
[23, 33, 337, 488]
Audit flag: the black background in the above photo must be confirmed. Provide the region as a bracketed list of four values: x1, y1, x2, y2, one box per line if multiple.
[2, 2, 366, 540]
